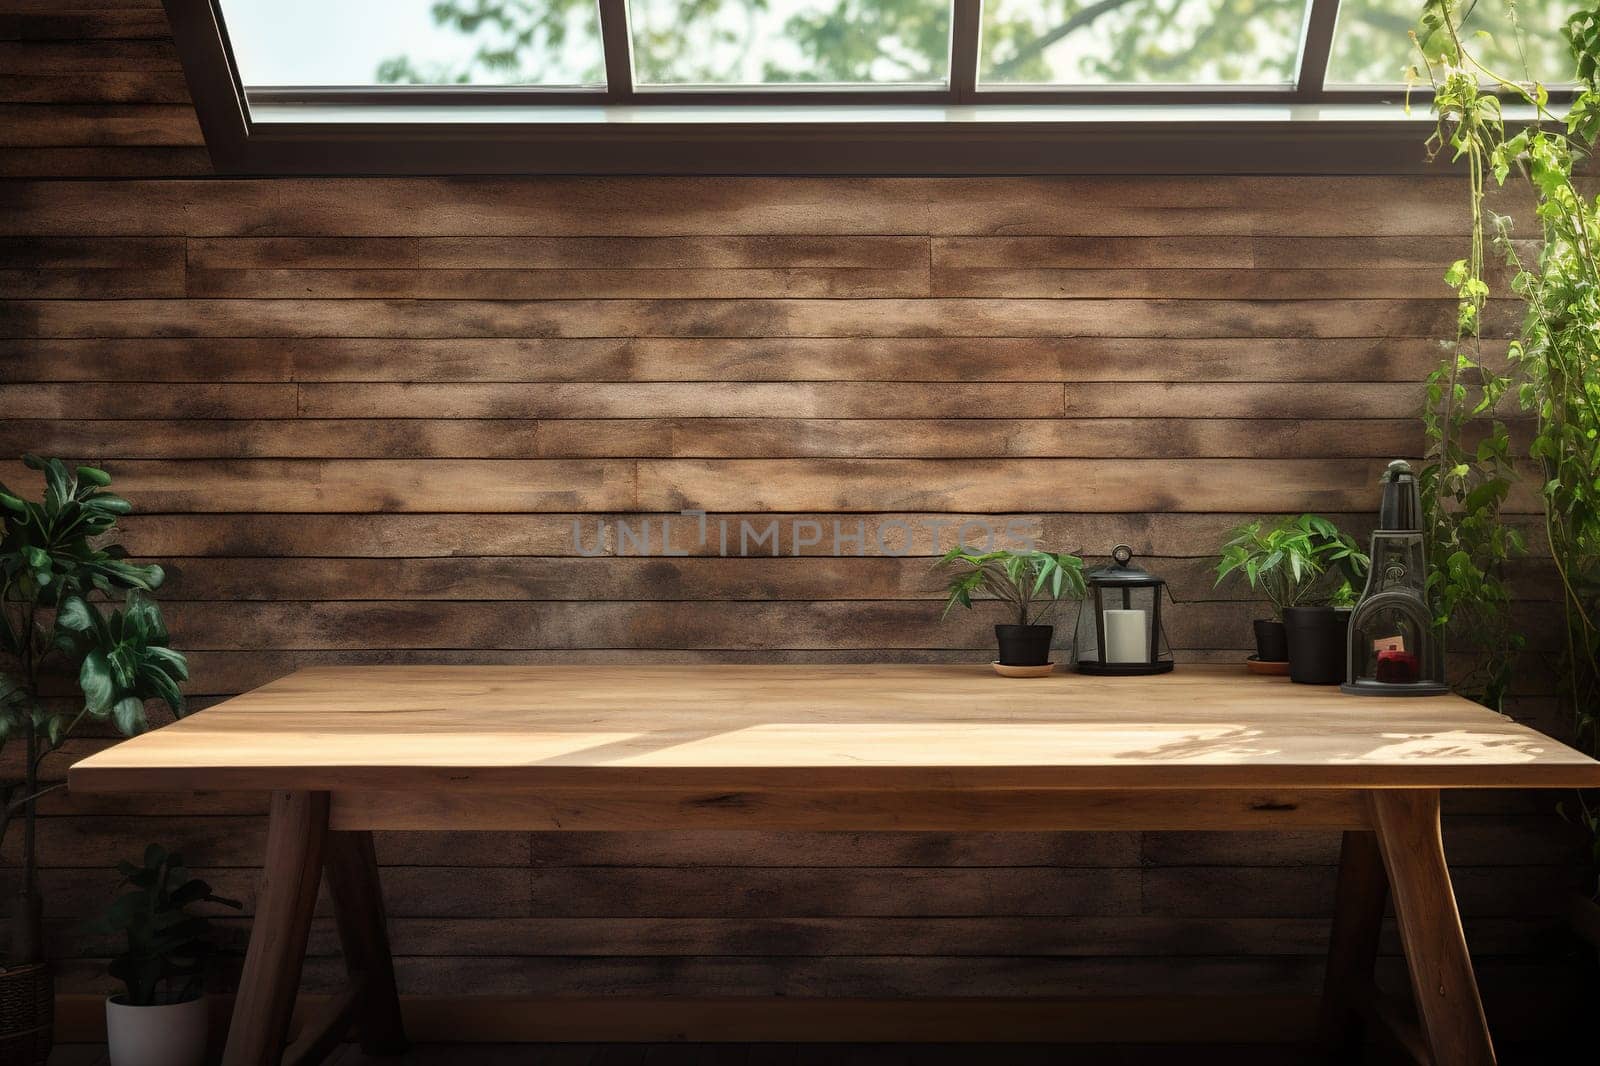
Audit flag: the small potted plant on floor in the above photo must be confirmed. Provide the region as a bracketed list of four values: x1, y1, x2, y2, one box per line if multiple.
[88, 844, 241, 1066]
[1215, 514, 1368, 682]
[1, 456, 189, 1065]
[937, 548, 1086, 675]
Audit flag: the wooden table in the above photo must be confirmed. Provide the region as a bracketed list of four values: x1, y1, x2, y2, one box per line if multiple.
[69, 664, 1600, 1066]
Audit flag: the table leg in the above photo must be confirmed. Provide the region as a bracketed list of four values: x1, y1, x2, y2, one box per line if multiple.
[1317, 829, 1387, 1061]
[1371, 789, 1496, 1066]
[223, 790, 329, 1066]
[324, 830, 408, 1055]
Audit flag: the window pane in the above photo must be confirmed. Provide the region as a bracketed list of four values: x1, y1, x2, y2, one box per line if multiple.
[627, 0, 951, 86]
[979, 0, 1311, 86]
[219, 0, 606, 87]
[1326, 0, 1575, 86]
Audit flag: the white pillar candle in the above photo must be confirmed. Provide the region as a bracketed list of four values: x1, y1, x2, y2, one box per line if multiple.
[1103, 609, 1148, 664]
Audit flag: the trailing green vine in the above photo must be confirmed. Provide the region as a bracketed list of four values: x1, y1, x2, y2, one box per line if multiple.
[1415, 0, 1600, 869]
[1412, 0, 1527, 711]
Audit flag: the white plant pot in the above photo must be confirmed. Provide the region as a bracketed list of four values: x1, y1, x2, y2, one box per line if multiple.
[105, 994, 209, 1066]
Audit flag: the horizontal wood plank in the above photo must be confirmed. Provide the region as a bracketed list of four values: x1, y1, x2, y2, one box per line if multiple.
[0, 71, 189, 104]
[0, 337, 1470, 383]
[141, 555, 1334, 603]
[109, 512, 1380, 559]
[0, 40, 180, 75]
[0, 457, 1417, 513]
[188, 235, 933, 270]
[150, 599, 1263, 651]
[0, 417, 1425, 460]
[0, 235, 184, 266]
[0, 297, 1488, 339]
[0, 103, 201, 146]
[145, 554, 1561, 607]
[0, 383, 297, 417]
[43, 992, 1333, 1044]
[0, 10, 172, 41]
[288, 382, 1422, 420]
[931, 268, 1453, 300]
[331, 789, 1372, 833]
[186, 267, 935, 300]
[0, 177, 1520, 237]
[295, 383, 1068, 420]
[931, 236, 1533, 271]
[0, 144, 210, 177]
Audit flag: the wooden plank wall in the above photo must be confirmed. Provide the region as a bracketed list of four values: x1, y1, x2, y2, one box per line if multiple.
[0, 0, 1591, 1040]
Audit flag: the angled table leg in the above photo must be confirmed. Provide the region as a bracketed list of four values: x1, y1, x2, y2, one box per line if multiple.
[223, 790, 329, 1066]
[323, 829, 408, 1055]
[1371, 789, 1496, 1066]
[1317, 829, 1388, 1061]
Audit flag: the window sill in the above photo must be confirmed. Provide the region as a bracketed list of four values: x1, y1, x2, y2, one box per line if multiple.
[246, 100, 1437, 127]
[215, 101, 1493, 175]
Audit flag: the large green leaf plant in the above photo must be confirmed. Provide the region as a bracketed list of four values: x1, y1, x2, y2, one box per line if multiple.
[85, 844, 240, 1006]
[1, 455, 188, 967]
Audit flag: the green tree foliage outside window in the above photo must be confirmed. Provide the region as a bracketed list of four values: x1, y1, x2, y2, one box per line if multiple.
[373, 0, 1572, 88]
[631, 0, 954, 84]
[377, 0, 606, 84]
[980, 0, 1308, 84]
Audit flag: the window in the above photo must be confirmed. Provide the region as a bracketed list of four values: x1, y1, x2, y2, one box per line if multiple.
[219, 0, 607, 87]
[978, 0, 1313, 87]
[1325, 0, 1577, 86]
[216, 0, 1581, 99]
[629, 0, 952, 87]
[167, 0, 1568, 175]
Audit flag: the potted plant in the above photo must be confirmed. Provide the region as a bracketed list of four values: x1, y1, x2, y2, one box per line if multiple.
[936, 548, 1086, 674]
[0, 456, 189, 1064]
[1283, 582, 1368, 687]
[1215, 514, 1368, 681]
[86, 844, 240, 1066]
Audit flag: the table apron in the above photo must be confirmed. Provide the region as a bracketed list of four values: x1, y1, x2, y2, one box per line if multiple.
[327, 787, 1374, 832]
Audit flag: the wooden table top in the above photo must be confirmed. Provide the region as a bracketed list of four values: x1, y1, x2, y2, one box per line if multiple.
[68, 664, 1600, 793]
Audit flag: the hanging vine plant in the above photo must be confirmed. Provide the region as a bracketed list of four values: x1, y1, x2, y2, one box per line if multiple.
[1414, 0, 1600, 871]
[1411, 0, 1529, 712]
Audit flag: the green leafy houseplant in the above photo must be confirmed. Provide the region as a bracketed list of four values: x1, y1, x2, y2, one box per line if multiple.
[1412, 0, 1600, 870]
[936, 548, 1087, 627]
[1215, 515, 1370, 618]
[937, 547, 1088, 668]
[1, 456, 188, 968]
[86, 845, 240, 1007]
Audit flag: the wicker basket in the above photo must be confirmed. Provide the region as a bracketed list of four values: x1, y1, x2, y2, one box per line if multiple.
[0, 963, 52, 1066]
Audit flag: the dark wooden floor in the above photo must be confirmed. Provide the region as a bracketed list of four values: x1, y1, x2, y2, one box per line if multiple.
[44, 1043, 1582, 1065]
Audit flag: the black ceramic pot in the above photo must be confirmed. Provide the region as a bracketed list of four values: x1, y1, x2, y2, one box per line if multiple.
[1284, 606, 1351, 685]
[995, 624, 1053, 666]
[1252, 618, 1289, 663]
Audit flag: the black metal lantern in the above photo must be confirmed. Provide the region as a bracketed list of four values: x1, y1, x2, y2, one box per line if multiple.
[1342, 460, 1448, 696]
[1074, 544, 1174, 675]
